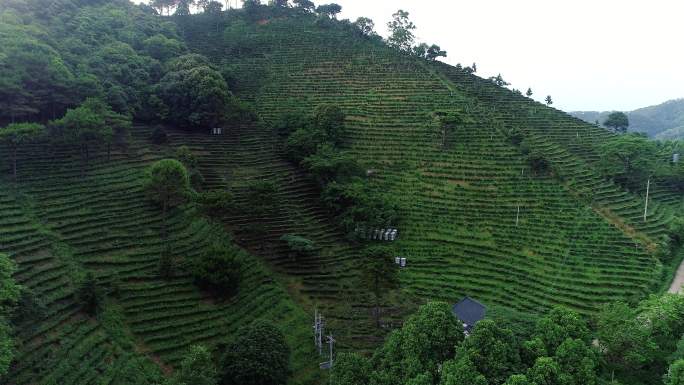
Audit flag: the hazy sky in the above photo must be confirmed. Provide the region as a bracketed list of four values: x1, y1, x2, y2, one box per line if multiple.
[140, 0, 684, 111]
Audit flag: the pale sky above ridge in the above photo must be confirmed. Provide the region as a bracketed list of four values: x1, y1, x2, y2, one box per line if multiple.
[134, 0, 684, 112]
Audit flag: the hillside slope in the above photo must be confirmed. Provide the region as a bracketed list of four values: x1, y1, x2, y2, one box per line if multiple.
[183, 12, 676, 316]
[0, 130, 320, 384]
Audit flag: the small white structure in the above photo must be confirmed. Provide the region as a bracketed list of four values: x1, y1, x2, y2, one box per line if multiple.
[400, 257, 407, 268]
[674, 153, 680, 163]
[211, 127, 223, 135]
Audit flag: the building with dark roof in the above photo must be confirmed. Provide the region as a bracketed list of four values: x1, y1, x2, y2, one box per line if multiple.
[452, 297, 486, 333]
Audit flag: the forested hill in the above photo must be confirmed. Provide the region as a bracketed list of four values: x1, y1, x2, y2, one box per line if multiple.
[1, 1, 684, 385]
[571, 98, 684, 140]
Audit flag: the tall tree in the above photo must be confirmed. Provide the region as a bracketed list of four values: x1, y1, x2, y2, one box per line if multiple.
[0, 123, 44, 181]
[220, 320, 290, 385]
[526, 88, 533, 97]
[51, 99, 111, 174]
[545, 95, 553, 105]
[596, 301, 657, 381]
[330, 352, 372, 385]
[490, 74, 510, 87]
[432, 111, 468, 148]
[464, 319, 521, 385]
[315, 3, 341, 18]
[292, 0, 314, 12]
[604, 111, 629, 133]
[143, 159, 192, 239]
[440, 353, 487, 385]
[359, 245, 399, 328]
[387, 10, 416, 52]
[353, 17, 376, 37]
[598, 133, 657, 188]
[401, 302, 464, 379]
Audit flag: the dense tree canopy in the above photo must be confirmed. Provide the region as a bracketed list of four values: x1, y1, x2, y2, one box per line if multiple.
[604, 111, 630, 133]
[156, 54, 237, 129]
[220, 320, 290, 385]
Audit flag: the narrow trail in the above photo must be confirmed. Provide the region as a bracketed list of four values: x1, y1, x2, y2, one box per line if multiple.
[668, 258, 684, 293]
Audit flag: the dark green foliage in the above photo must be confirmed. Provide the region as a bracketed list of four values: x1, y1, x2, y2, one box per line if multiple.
[77, 272, 103, 316]
[197, 190, 235, 216]
[400, 302, 464, 378]
[174, 145, 204, 189]
[440, 353, 487, 385]
[598, 133, 658, 188]
[321, 179, 400, 236]
[353, 17, 376, 37]
[545, 95, 553, 105]
[527, 152, 551, 176]
[292, 0, 315, 12]
[527, 357, 560, 385]
[316, 3, 342, 19]
[554, 338, 598, 385]
[144, 159, 192, 212]
[285, 125, 324, 162]
[533, 306, 590, 353]
[330, 352, 371, 385]
[604, 112, 629, 133]
[302, 144, 363, 186]
[284, 104, 345, 161]
[0, 122, 45, 180]
[143, 33, 185, 61]
[312, 105, 346, 146]
[244, 179, 279, 215]
[665, 359, 684, 385]
[504, 374, 533, 385]
[274, 110, 308, 137]
[596, 301, 657, 375]
[168, 345, 218, 385]
[387, 10, 415, 52]
[490, 74, 510, 87]
[156, 54, 235, 129]
[150, 126, 168, 144]
[372, 302, 464, 383]
[503, 126, 524, 146]
[279, 234, 315, 259]
[188, 241, 243, 297]
[432, 110, 470, 148]
[638, 295, 684, 365]
[464, 319, 521, 385]
[360, 245, 399, 327]
[143, 159, 192, 238]
[10, 289, 46, 330]
[220, 320, 290, 385]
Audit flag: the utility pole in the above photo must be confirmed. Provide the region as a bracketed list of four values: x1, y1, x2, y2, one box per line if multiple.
[313, 309, 324, 355]
[327, 334, 335, 368]
[516, 204, 520, 227]
[643, 178, 650, 222]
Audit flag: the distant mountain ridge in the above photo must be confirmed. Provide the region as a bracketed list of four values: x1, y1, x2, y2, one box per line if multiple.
[570, 98, 684, 140]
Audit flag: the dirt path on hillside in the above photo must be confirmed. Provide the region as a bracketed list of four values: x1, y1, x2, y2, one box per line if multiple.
[668, 260, 684, 293]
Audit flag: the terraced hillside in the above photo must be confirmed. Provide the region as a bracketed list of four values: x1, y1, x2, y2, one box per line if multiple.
[184, 14, 679, 315]
[165, 126, 408, 349]
[0, 130, 320, 384]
